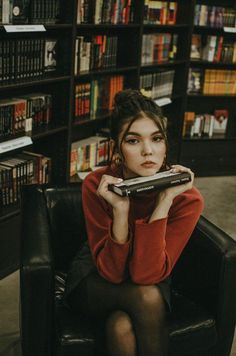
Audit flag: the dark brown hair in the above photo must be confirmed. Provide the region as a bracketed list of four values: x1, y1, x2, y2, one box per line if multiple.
[109, 89, 169, 167]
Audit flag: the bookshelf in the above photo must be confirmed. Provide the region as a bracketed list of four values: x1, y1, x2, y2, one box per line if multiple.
[1, 0, 236, 277]
[180, 0, 236, 176]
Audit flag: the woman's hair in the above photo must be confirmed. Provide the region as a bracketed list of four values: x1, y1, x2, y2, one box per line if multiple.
[109, 89, 169, 167]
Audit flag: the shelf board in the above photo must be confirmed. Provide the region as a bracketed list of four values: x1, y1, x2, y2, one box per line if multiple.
[0, 23, 72, 31]
[31, 125, 68, 140]
[143, 24, 189, 30]
[187, 93, 236, 99]
[190, 60, 236, 68]
[141, 59, 186, 70]
[0, 75, 71, 91]
[183, 137, 236, 142]
[44, 23, 73, 29]
[0, 207, 21, 222]
[76, 23, 140, 29]
[193, 25, 224, 33]
[76, 66, 138, 78]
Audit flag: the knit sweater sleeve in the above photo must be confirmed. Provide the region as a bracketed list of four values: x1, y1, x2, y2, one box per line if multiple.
[82, 171, 131, 283]
[129, 187, 204, 284]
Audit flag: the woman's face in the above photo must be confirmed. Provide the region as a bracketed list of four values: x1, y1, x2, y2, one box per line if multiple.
[119, 116, 166, 178]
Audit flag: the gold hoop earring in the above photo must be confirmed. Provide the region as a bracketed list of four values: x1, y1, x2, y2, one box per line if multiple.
[113, 152, 123, 166]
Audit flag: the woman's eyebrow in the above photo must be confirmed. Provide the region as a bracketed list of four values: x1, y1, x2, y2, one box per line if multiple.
[125, 130, 161, 137]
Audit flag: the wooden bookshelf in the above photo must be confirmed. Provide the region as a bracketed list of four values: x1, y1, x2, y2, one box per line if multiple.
[1, 0, 236, 277]
[180, 0, 236, 175]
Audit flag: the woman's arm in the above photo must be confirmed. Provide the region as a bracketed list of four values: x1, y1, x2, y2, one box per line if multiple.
[82, 172, 131, 283]
[129, 166, 204, 284]
[129, 189, 204, 284]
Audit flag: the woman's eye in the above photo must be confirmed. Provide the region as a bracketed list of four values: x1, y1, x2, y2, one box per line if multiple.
[126, 138, 139, 144]
[153, 136, 163, 142]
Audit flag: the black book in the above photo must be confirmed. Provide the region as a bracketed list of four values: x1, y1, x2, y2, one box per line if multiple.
[108, 170, 191, 197]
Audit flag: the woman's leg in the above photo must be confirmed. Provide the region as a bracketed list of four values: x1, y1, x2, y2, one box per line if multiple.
[67, 272, 168, 356]
[106, 310, 137, 356]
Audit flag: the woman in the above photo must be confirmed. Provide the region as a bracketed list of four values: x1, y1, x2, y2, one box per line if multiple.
[65, 89, 204, 356]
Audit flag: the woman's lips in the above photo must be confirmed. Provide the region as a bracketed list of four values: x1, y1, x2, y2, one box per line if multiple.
[141, 162, 157, 168]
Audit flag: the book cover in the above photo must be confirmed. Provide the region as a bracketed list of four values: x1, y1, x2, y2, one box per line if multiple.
[12, 0, 30, 24]
[108, 170, 191, 197]
[44, 39, 57, 73]
[213, 109, 228, 135]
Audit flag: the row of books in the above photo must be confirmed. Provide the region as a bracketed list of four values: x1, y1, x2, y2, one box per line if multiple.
[141, 33, 178, 65]
[74, 35, 117, 75]
[188, 69, 236, 95]
[0, 0, 60, 24]
[70, 136, 110, 176]
[139, 70, 174, 99]
[183, 110, 228, 138]
[0, 38, 57, 84]
[74, 75, 124, 121]
[0, 151, 51, 211]
[143, 1, 178, 25]
[191, 34, 236, 63]
[76, 0, 134, 24]
[194, 5, 236, 28]
[0, 94, 52, 138]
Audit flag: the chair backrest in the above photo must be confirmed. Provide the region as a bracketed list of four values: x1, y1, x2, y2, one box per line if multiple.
[44, 184, 87, 272]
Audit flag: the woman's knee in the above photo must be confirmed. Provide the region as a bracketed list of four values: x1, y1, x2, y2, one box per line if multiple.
[129, 285, 166, 313]
[106, 310, 134, 338]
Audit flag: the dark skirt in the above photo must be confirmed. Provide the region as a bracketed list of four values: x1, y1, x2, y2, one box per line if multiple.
[65, 270, 172, 317]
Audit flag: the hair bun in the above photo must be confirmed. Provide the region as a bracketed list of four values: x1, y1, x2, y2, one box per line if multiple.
[114, 89, 142, 106]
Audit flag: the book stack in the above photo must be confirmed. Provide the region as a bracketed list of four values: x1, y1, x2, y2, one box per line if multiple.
[143, 1, 178, 25]
[142, 33, 177, 65]
[0, 151, 51, 212]
[203, 69, 236, 95]
[70, 136, 110, 176]
[191, 34, 236, 63]
[140, 70, 175, 99]
[0, 38, 58, 84]
[0, 94, 52, 138]
[187, 68, 203, 94]
[74, 75, 124, 122]
[74, 35, 118, 75]
[194, 5, 236, 28]
[183, 110, 229, 138]
[76, 0, 134, 24]
[0, 0, 61, 24]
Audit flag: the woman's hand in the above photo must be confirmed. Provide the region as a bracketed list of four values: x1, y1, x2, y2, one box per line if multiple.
[97, 174, 130, 213]
[149, 165, 194, 222]
[160, 164, 194, 202]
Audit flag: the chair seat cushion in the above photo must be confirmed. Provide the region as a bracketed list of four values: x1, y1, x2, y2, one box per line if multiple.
[168, 290, 217, 354]
[55, 288, 217, 356]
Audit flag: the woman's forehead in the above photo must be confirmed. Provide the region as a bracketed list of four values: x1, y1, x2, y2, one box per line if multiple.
[121, 116, 160, 134]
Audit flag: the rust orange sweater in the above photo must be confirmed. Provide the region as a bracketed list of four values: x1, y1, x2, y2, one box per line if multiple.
[82, 164, 204, 285]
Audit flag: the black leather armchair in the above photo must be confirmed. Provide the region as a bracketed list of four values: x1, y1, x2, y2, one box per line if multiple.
[20, 184, 236, 356]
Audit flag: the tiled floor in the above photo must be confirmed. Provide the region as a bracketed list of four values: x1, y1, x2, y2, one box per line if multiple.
[0, 175, 236, 356]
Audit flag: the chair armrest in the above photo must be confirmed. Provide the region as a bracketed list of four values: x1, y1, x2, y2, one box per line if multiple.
[20, 185, 54, 356]
[172, 215, 236, 355]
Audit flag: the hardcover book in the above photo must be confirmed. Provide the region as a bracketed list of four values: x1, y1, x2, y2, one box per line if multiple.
[108, 170, 191, 197]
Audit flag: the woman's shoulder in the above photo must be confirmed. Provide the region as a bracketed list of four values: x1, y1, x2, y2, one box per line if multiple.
[83, 166, 109, 188]
[83, 164, 121, 191]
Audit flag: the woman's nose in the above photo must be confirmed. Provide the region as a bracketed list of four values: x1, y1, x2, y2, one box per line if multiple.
[141, 142, 153, 156]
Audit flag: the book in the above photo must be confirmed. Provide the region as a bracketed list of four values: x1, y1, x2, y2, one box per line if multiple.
[213, 109, 228, 136]
[108, 170, 191, 197]
[12, 0, 30, 24]
[44, 39, 57, 73]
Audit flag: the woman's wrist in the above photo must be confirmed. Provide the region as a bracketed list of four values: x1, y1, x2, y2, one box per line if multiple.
[148, 192, 173, 223]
